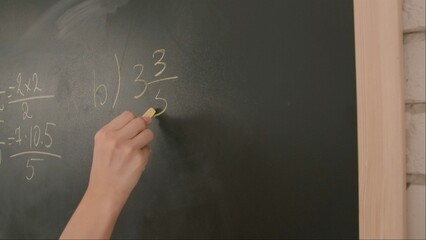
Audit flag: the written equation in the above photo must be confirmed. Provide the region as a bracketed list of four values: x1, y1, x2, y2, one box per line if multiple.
[94, 49, 178, 116]
[0, 48, 179, 180]
[0, 72, 61, 180]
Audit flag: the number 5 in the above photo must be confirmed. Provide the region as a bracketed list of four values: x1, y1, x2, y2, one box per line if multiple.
[44, 122, 56, 148]
[26, 159, 35, 180]
[26, 158, 43, 180]
[153, 89, 167, 117]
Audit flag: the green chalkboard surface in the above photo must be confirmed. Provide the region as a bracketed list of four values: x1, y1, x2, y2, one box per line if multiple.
[0, 0, 358, 238]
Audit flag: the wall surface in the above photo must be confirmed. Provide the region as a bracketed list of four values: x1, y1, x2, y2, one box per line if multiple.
[403, 0, 425, 239]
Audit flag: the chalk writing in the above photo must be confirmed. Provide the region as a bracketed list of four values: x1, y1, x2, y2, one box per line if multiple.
[93, 54, 122, 109]
[133, 64, 147, 99]
[26, 158, 44, 181]
[132, 48, 178, 116]
[1, 48, 180, 180]
[94, 49, 179, 117]
[153, 89, 167, 116]
[153, 49, 167, 77]
[10, 151, 62, 159]
[0, 90, 5, 111]
[0, 89, 4, 159]
[9, 95, 55, 104]
[0, 72, 59, 180]
[93, 71, 108, 107]
[10, 122, 57, 149]
[0, 89, 4, 166]
[22, 102, 32, 120]
[113, 54, 121, 109]
[15, 73, 42, 98]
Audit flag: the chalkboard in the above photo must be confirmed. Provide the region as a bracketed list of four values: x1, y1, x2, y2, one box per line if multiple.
[0, 0, 358, 238]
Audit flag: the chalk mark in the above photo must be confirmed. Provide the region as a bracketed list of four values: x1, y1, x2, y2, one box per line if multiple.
[8, 95, 55, 104]
[147, 76, 179, 85]
[10, 151, 62, 159]
[113, 54, 121, 109]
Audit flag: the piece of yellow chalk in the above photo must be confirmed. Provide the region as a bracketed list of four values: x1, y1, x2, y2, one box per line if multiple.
[142, 107, 156, 118]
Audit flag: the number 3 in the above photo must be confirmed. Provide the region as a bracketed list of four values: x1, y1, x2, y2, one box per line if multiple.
[152, 49, 166, 77]
[133, 64, 148, 99]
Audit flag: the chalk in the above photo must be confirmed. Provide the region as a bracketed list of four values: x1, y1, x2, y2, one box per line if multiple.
[142, 107, 156, 118]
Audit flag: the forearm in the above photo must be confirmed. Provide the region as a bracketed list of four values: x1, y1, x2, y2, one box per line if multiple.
[60, 190, 125, 239]
[61, 111, 153, 239]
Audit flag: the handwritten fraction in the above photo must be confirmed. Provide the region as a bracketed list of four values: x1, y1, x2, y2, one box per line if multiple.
[1, 48, 179, 180]
[0, 72, 61, 180]
[93, 49, 179, 116]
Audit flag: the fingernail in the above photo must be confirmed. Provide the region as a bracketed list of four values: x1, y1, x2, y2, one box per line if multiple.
[142, 117, 152, 124]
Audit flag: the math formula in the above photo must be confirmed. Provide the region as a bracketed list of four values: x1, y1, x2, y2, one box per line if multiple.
[0, 73, 61, 180]
[0, 48, 179, 181]
[94, 49, 179, 116]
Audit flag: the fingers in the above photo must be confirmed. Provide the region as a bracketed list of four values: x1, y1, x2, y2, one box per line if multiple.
[131, 128, 154, 149]
[100, 110, 154, 147]
[143, 117, 152, 125]
[140, 146, 151, 159]
[132, 146, 151, 171]
[103, 111, 136, 131]
[117, 117, 148, 139]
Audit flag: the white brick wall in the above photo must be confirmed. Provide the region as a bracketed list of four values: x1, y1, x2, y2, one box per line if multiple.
[403, 0, 426, 32]
[407, 185, 426, 239]
[403, 0, 425, 239]
[404, 33, 425, 103]
[406, 104, 426, 174]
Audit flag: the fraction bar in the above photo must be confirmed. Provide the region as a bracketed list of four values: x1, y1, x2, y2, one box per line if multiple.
[147, 76, 179, 85]
[9, 151, 62, 159]
[8, 95, 55, 104]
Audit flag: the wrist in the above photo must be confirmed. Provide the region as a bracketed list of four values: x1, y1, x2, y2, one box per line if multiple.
[60, 187, 126, 239]
[83, 187, 127, 219]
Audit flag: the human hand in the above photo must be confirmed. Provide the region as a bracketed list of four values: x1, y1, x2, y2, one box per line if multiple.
[86, 111, 154, 208]
[60, 111, 154, 239]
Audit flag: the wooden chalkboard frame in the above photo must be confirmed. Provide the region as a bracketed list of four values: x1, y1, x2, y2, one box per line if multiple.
[0, 1, 406, 238]
[354, 0, 406, 238]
